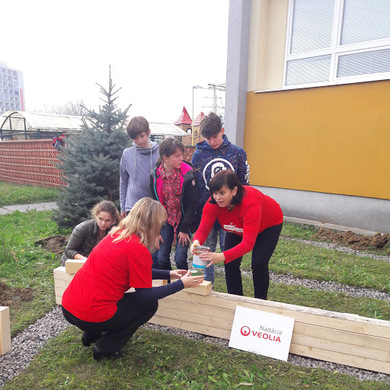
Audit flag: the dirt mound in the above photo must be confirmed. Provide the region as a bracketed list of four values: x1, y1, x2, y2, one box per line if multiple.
[0, 281, 34, 307]
[314, 228, 390, 252]
[35, 235, 69, 254]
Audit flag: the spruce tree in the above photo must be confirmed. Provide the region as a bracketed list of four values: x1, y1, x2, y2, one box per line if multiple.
[53, 67, 131, 229]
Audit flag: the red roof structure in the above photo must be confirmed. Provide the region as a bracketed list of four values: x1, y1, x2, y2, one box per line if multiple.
[193, 112, 204, 126]
[174, 106, 192, 125]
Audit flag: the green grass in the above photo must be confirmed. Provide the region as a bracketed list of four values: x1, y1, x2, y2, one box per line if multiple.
[233, 239, 390, 294]
[0, 210, 64, 335]
[213, 273, 390, 320]
[0, 181, 59, 207]
[3, 327, 388, 390]
[1, 211, 389, 387]
[281, 222, 320, 240]
[281, 222, 390, 256]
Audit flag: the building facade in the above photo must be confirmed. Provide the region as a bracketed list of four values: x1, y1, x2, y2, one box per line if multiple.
[0, 62, 25, 114]
[225, 0, 390, 233]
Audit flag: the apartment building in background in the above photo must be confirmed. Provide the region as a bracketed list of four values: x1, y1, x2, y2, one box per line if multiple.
[0, 62, 25, 114]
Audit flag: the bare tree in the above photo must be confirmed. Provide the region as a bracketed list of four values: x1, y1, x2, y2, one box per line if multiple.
[35, 99, 89, 116]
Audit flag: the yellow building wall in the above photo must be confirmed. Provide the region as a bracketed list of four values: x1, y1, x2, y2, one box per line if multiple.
[244, 80, 390, 200]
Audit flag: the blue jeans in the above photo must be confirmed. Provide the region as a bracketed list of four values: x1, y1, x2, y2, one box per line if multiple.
[203, 222, 226, 283]
[157, 223, 189, 270]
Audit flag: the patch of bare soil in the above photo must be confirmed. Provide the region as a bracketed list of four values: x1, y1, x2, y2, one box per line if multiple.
[0, 281, 34, 307]
[315, 228, 390, 253]
[35, 235, 69, 254]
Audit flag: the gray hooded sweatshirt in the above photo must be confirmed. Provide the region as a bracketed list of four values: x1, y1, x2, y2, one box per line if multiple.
[119, 142, 159, 213]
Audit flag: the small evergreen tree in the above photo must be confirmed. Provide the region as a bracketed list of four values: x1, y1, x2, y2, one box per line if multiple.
[53, 67, 131, 229]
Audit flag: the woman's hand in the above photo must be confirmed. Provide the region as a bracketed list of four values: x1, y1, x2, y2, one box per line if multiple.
[180, 270, 204, 288]
[169, 269, 188, 279]
[73, 254, 87, 261]
[178, 232, 191, 246]
[155, 234, 163, 250]
[199, 251, 225, 267]
[190, 240, 200, 254]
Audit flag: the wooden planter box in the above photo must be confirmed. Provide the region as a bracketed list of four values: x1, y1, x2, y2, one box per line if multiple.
[54, 264, 390, 374]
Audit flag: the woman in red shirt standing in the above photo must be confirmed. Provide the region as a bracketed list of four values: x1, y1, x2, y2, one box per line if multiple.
[62, 198, 203, 360]
[191, 170, 283, 300]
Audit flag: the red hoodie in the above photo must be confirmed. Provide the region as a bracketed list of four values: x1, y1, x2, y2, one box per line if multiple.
[193, 186, 283, 263]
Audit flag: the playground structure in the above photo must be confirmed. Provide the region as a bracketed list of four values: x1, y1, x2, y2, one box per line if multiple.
[52, 261, 390, 375]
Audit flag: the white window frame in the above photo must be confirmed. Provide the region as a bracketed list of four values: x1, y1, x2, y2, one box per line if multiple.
[283, 0, 390, 89]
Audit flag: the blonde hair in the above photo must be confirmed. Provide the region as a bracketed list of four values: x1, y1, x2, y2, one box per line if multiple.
[91, 200, 121, 225]
[110, 198, 167, 251]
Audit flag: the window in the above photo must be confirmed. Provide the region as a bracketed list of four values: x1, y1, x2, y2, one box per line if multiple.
[284, 0, 390, 87]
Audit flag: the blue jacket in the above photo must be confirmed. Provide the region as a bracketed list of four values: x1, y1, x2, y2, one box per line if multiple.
[191, 135, 249, 211]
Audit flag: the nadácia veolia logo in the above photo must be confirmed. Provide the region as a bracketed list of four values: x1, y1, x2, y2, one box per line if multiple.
[240, 325, 282, 343]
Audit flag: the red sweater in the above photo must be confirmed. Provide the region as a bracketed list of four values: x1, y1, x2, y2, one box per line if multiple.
[193, 186, 283, 263]
[62, 233, 152, 322]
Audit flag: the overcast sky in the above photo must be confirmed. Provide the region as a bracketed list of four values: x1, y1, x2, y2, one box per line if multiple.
[2, 0, 229, 123]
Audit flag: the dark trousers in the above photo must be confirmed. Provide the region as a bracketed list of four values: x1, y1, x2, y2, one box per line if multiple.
[62, 293, 158, 354]
[224, 223, 282, 299]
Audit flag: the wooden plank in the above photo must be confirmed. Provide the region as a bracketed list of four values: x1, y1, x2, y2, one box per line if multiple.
[0, 306, 11, 355]
[171, 292, 390, 338]
[292, 333, 390, 363]
[155, 306, 230, 330]
[53, 267, 74, 282]
[65, 259, 86, 274]
[157, 297, 390, 357]
[290, 343, 390, 375]
[158, 297, 234, 322]
[149, 315, 232, 340]
[148, 315, 183, 329]
[151, 292, 390, 373]
[293, 322, 390, 353]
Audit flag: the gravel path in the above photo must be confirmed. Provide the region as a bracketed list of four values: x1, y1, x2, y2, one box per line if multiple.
[1, 238, 389, 387]
[270, 271, 390, 301]
[0, 306, 70, 387]
[282, 236, 390, 263]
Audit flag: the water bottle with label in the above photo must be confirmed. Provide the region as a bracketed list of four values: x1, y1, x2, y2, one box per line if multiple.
[192, 245, 210, 270]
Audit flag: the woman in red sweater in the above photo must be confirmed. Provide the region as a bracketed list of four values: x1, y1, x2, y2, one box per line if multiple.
[62, 198, 203, 360]
[191, 170, 283, 300]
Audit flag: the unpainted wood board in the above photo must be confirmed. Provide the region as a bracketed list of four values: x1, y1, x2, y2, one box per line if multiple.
[155, 306, 230, 330]
[290, 343, 390, 375]
[292, 333, 390, 363]
[158, 297, 235, 322]
[168, 291, 390, 338]
[149, 315, 183, 329]
[65, 259, 86, 274]
[149, 315, 232, 340]
[53, 267, 74, 282]
[0, 307, 11, 355]
[294, 322, 390, 352]
[156, 299, 390, 363]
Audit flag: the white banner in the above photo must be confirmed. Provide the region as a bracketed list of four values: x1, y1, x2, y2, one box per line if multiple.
[229, 306, 295, 361]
